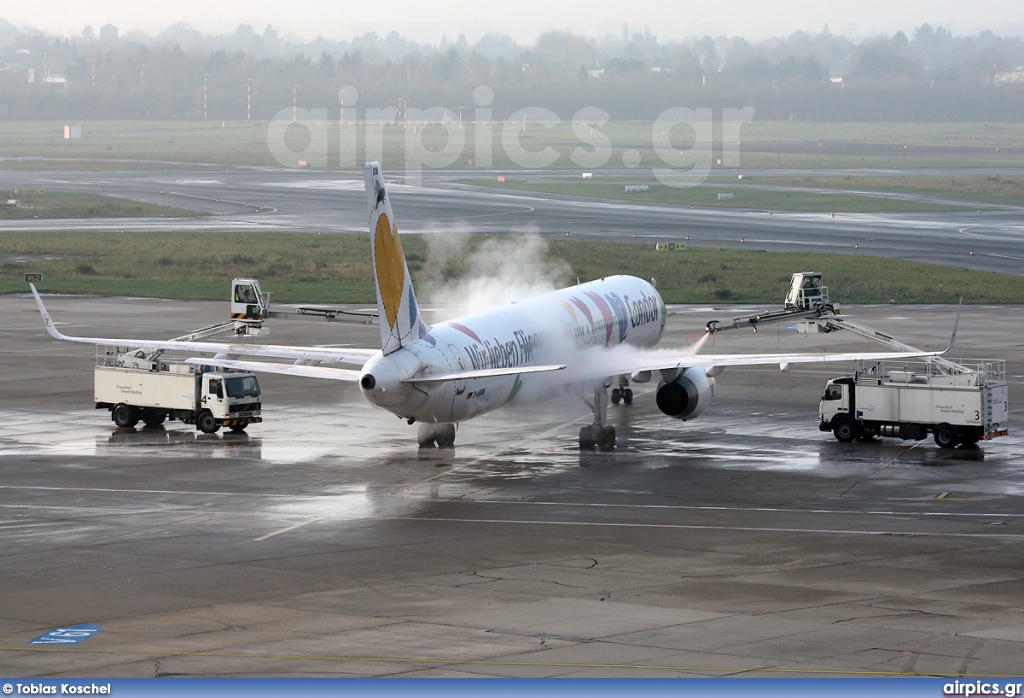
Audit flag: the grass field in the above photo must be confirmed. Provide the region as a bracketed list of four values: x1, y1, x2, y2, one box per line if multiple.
[2, 120, 1023, 172]
[3, 231, 1021, 305]
[0, 121, 272, 168]
[0, 191, 204, 219]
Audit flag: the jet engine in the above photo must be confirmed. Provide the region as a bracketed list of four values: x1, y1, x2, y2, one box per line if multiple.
[655, 368, 714, 420]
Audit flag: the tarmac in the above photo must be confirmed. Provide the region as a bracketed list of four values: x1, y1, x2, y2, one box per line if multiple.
[1, 293, 1022, 677]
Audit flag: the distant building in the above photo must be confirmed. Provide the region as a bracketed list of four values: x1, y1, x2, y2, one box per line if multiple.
[2, 48, 29, 72]
[100, 23, 118, 41]
[994, 67, 1024, 85]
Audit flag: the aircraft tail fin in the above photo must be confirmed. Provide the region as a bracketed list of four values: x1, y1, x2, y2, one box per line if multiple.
[364, 162, 429, 354]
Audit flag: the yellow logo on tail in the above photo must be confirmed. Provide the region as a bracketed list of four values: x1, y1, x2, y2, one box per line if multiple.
[374, 212, 405, 331]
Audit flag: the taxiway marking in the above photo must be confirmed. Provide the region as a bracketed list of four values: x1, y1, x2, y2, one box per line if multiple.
[424, 498, 1019, 518]
[0, 644, 1002, 677]
[392, 515, 1024, 540]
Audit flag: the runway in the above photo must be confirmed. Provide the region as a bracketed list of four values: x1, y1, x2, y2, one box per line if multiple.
[1, 168, 1022, 276]
[1, 294, 1022, 677]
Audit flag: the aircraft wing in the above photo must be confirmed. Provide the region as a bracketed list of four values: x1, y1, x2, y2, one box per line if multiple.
[190, 357, 567, 385]
[629, 347, 942, 374]
[184, 358, 361, 381]
[30, 284, 378, 367]
[562, 327, 947, 383]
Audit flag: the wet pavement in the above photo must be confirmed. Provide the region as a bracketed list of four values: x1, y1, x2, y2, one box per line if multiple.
[1, 294, 1023, 677]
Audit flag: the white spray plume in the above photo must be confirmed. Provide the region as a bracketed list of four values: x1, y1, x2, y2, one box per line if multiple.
[419, 225, 572, 318]
[504, 338, 711, 410]
[412, 222, 710, 413]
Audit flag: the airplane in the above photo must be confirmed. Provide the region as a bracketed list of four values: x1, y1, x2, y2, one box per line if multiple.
[29, 161, 954, 450]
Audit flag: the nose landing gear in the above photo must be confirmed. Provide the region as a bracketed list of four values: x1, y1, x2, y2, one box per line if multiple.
[579, 381, 616, 450]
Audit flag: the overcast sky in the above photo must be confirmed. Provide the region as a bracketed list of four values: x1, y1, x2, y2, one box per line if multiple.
[6, 0, 1024, 43]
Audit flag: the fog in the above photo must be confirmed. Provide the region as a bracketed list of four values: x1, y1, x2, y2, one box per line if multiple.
[5, 1, 1023, 45]
[1, 16, 1022, 121]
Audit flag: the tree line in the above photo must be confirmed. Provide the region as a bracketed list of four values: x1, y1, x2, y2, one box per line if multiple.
[0, 18, 1022, 121]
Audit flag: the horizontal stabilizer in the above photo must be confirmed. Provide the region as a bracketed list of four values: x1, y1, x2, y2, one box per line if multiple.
[402, 364, 566, 384]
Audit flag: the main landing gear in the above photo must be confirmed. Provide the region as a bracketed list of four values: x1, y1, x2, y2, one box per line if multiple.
[418, 422, 456, 449]
[610, 375, 633, 406]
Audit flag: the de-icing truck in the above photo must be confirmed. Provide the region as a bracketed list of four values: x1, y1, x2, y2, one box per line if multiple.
[94, 347, 262, 434]
[819, 358, 1008, 448]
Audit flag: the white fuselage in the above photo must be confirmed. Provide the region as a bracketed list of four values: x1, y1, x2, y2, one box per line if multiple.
[359, 275, 666, 423]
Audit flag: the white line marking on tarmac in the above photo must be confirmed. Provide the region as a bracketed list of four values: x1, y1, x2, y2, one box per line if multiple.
[0, 485, 304, 498]
[415, 499, 1024, 519]
[391, 516, 1024, 539]
[0, 503, 318, 518]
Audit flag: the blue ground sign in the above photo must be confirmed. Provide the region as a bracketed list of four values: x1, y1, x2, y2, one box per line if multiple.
[28, 623, 103, 645]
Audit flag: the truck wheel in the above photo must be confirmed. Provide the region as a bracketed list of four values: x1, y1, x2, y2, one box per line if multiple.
[141, 409, 166, 427]
[112, 403, 139, 429]
[933, 423, 958, 449]
[197, 410, 220, 434]
[229, 423, 248, 433]
[833, 418, 857, 443]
